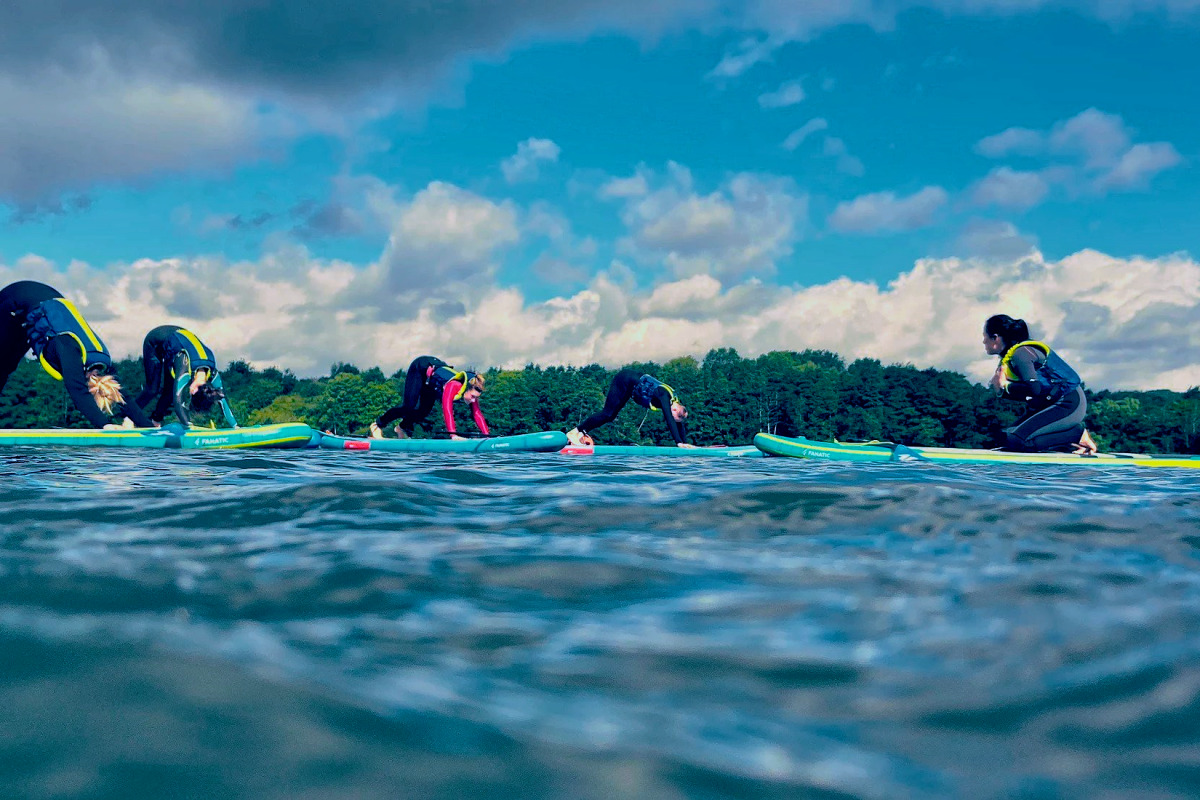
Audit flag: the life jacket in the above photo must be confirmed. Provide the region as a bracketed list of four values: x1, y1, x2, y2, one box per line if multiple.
[1000, 340, 1081, 398]
[24, 298, 111, 381]
[429, 365, 477, 400]
[631, 374, 678, 410]
[166, 328, 217, 378]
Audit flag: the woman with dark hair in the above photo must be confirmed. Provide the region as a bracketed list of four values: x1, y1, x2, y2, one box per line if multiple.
[369, 356, 488, 440]
[0, 280, 152, 428]
[135, 325, 238, 427]
[984, 314, 1096, 454]
[567, 369, 694, 447]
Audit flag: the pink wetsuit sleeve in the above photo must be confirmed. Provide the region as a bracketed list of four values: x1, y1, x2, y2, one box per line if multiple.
[471, 402, 490, 436]
[441, 380, 459, 433]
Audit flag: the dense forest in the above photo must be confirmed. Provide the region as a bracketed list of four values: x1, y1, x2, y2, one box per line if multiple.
[0, 348, 1196, 453]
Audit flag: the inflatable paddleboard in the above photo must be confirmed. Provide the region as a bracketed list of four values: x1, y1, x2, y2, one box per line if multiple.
[315, 431, 568, 453]
[754, 433, 1200, 469]
[560, 444, 763, 458]
[0, 422, 313, 449]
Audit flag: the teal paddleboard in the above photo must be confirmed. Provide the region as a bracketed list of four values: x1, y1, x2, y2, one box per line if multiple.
[0, 422, 313, 449]
[315, 431, 568, 453]
[560, 444, 763, 458]
[754, 433, 1200, 469]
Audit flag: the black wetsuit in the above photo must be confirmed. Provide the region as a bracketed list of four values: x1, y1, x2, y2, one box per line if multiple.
[135, 325, 220, 426]
[0, 281, 152, 428]
[1002, 345, 1087, 452]
[579, 368, 688, 444]
[376, 356, 448, 436]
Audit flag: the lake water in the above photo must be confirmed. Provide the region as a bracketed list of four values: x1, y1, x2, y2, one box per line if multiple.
[2, 449, 1199, 799]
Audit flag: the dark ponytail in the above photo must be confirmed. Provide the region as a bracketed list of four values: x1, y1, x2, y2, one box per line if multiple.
[984, 314, 1030, 354]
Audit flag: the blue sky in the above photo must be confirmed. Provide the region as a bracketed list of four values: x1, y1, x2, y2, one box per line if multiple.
[1, 1, 1198, 388]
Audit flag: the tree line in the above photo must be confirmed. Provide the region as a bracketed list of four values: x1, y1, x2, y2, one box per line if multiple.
[0, 348, 1196, 453]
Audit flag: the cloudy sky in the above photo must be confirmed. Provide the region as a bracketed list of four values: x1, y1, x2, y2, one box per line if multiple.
[2, 0, 1198, 390]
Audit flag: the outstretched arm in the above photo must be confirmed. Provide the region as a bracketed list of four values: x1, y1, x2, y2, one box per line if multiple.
[210, 373, 239, 428]
[471, 401, 490, 436]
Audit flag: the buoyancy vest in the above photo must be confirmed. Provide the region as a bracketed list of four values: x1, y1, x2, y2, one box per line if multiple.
[25, 298, 111, 380]
[429, 365, 477, 400]
[1000, 340, 1081, 399]
[167, 328, 217, 378]
[631, 374, 679, 410]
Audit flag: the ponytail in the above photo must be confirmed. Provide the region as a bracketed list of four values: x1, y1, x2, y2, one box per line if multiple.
[87, 373, 125, 415]
[984, 314, 1030, 355]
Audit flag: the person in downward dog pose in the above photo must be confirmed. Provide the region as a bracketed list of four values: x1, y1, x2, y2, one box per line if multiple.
[135, 325, 238, 427]
[984, 314, 1097, 454]
[370, 356, 489, 439]
[568, 368, 694, 448]
[0, 280, 152, 429]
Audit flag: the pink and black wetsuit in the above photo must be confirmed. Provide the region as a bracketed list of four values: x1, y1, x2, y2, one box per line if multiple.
[376, 355, 489, 437]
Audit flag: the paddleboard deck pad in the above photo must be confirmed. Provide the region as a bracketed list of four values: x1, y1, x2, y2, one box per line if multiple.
[315, 431, 568, 453]
[754, 433, 1200, 469]
[0, 422, 313, 449]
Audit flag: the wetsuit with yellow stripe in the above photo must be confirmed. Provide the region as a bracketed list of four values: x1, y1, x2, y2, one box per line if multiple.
[579, 369, 688, 444]
[135, 325, 237, 427]
[0, 280, 152, 428]
[999, 340, 1087, 452]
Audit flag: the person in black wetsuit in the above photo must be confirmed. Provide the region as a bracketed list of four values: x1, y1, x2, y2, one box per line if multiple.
[135, 325, 238, 427]
[568, 368, 694, 447]
[984, 314, 1097, 454]
[369, 356, 489, 439]
[0, 281, 152, 429]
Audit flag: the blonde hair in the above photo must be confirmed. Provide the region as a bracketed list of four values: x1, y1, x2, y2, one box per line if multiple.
[469, 374, 485, 393]
[87, 374, 125, 415]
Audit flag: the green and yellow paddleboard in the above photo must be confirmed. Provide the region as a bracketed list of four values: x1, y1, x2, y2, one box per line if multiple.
[754, 433, 1200, 469]
[0, 423, 313, 449]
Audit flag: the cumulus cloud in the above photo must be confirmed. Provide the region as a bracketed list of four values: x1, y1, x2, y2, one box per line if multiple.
[829, 186, 948, 233]
[501, 137, 562, 184]
[757, 78, 805, 108]
[602, 164, 808, 280]
[783, 118, 829, 151]
[973, 108, 1182, 197]
[8, 241, 1196, 391]
[968, 167, 1050, 210]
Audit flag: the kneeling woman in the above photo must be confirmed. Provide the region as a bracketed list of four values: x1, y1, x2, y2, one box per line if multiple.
[0, 280, 151, 428]
[370, 356, 489, 439]
[135, 325, 238, 427]
[568, 369, 694, 447]
[984, 314, 1096, 454]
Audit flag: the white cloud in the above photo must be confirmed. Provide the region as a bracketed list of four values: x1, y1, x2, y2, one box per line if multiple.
[372, 182, 520, 305]
[757, 78, 805, 108]
[968, 167, 1050, 210]
[975, 127, 1044, 159]
[1093, 142, 1182, 191]
[707, 37, 779, 80]
[973, 109, 1181, 197]
[500, 137, 562, 184]
[822, 137, 866, 176]
[782, 118, 828, 151]
[9, 243, 1195, 392]
[828, 186, 948, 233]
[598, 172, 651, 199]
[1048, 108, 1131, 167]
[604, 165, 808, 280]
